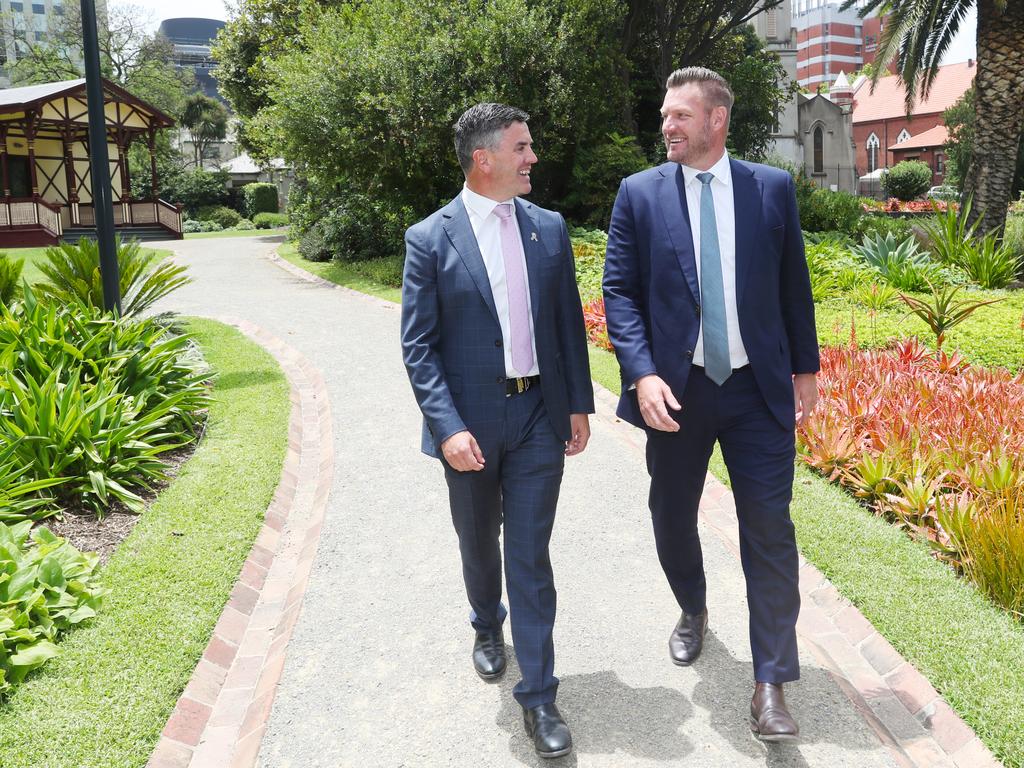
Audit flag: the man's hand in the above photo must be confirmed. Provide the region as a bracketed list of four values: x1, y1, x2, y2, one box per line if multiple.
[636, 374, 681, 432]
[441, 430, 485, 471]
[793, 373, 818, 428]
[565, 414, 591, 456]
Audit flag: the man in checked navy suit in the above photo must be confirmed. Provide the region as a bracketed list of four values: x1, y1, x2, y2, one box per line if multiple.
[603, 67, 819, 741]
[401, 103, 594, 759]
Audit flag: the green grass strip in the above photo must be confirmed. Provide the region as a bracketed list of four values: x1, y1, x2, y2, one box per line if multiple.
[184, 227, 289, 240]
[284, 250, 1024, 766]
[277, 242, 402, 303]
[0, 318, 290, 768]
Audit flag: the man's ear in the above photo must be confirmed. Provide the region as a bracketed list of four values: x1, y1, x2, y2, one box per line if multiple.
[472, 147, 490, 174]
[711, 105, 728, 133]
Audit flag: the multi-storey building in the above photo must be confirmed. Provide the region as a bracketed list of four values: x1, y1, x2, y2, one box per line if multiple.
[156, 17, 225, 102]
[0, 0, 93, 87]
[794, 0, 869, 91]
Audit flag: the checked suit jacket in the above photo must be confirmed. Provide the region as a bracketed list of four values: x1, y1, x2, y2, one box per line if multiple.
[401, 195, 594, 457]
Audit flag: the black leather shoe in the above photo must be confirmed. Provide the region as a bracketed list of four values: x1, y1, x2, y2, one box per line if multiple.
[472, 630, 506, 680]
[750, 682, 799, 742]
[523, 702, 572, 758]
[669, 608, 708, 666]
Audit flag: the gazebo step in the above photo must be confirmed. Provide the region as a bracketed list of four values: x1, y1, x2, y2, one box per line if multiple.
[61, 226, 172, 244]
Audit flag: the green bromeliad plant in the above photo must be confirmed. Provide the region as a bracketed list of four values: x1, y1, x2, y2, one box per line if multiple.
[0, 521, 107, 697]
[0, 287, 209, 519]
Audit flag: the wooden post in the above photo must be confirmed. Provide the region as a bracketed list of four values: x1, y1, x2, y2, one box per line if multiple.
[26, 111, 39, 196]
[148, 127, 158, 200]
[0, 126, 9, 198]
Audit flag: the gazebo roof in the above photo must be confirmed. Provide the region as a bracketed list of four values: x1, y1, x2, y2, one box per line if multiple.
[0, 77, 175, 133]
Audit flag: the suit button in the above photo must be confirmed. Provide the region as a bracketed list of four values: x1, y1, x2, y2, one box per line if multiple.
[687, 349, 693, 358]
[695, 304, 701, 316]
[495, 339, 503, 347]
[496, 376, 504, 383]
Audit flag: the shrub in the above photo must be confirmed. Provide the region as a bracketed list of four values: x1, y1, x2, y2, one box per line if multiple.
[161, 167, 230, 216]
[298, 223, 330, 262]
[959, 233, 1023, 289]
[199, 221, 223, 232]
[236, 218, 256, 231]
[855, 214, 913, 242]
[182, 219, 203, 233]
[349, 255, 405, 287]
[243, 182, 279, 218]
[195, 205, 242, 229]
[0, 253, 23, 304]
[570, 227, 607, 303]
[254, 212, 288, 229]
[1004, 215, 1024, 260]
[0, 522, 106, 697]
[0, 287, 209, 517]
[567, 133, 649, 227]
[36, 238, 189, 317]
[582, 297, 612, 351]
[881, 160, 933, 202]
[303, 193, 415, 262]
[799, 187, 863, 235]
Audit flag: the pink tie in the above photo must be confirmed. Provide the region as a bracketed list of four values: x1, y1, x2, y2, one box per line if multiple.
[493, 203, 534, 375]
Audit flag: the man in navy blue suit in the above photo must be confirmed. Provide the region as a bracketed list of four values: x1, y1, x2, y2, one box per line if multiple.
[401, 103, 594, 758]
[603, 67, 819, 741]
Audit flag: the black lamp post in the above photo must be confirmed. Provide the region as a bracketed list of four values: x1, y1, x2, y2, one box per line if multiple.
[80, 0, 121, 314]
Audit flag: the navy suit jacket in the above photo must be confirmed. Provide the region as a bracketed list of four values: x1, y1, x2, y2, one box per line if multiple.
[603, 159, 819, 430]
[401, 196, 595, 457]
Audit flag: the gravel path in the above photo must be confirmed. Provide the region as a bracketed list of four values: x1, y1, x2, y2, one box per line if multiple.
[154, 235, 904, 768]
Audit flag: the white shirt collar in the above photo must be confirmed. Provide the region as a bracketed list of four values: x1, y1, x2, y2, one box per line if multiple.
[679, 151, 731, 189]
[462, 184, 515, 220]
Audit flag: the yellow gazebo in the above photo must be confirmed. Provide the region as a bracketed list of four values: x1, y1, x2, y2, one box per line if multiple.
[0, 77, 183, 246]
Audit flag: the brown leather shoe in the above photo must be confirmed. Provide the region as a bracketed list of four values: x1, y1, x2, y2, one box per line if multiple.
[669, 608, 708, 666]
[750, 682, 799, 742]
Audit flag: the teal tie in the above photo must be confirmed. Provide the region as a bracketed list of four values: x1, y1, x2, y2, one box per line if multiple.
[696, 172, 731, 386]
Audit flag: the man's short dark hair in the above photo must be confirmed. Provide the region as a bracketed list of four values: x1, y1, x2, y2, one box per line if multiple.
[665, 67, 734, 125]
[453, 103, 530, 175]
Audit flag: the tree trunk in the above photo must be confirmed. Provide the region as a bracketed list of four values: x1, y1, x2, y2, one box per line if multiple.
[963, 0, 1024, 237]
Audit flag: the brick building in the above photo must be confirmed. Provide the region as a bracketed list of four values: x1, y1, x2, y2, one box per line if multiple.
[794, 0, 869, 91]
[851, 60, 975, 183]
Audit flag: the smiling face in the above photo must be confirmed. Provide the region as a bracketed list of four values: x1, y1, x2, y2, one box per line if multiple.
[661, 83, 727, 171]
[471, 121, 537, 201]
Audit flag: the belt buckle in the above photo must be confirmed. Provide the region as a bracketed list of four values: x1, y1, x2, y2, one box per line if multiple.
[517, 377, 527, 394]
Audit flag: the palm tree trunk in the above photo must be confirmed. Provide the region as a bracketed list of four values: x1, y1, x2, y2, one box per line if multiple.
[963, 0, 1024, 237]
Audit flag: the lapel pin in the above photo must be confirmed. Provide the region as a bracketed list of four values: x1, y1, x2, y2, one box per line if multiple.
[531, 232, 538, 241]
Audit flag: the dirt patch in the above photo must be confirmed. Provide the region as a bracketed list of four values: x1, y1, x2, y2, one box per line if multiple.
[34, 441, 199, 564]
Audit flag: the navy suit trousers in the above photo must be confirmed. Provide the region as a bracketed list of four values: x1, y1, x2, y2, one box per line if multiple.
[645, 366, 800, 683]
[441, 386, 566, 709]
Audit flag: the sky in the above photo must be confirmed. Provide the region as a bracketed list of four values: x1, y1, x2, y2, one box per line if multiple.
[118, 0, 978, 64]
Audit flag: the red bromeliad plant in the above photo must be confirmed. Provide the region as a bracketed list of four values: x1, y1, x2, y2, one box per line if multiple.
[798, 338, 1024, 616]
[582, 297, 613, 352]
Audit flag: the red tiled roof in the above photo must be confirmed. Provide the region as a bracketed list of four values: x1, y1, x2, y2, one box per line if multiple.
[888, 124, 949, 150]
[852, 61, 975, 123]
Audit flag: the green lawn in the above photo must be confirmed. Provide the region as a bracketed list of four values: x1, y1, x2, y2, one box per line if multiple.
[184, 227, 289, 240]
[280, 246, 1024, 767]
[3, 245, 175, 286]
[0, 318, 291, 768]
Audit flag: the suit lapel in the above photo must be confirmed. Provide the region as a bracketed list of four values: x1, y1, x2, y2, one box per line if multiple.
[730, 159, 762, 305]
[442, 196, 499, 323]
[657, 163, 700, 305]
[514, 199, 544, 326]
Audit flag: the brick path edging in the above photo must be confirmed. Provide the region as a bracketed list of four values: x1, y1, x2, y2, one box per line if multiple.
[147, 317, 334, 768]
[591, 383, 1002, 768]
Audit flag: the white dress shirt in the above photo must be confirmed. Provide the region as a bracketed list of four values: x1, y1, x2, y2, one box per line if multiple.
[678, 151, 749, 370]
[461, 185, 540, 377]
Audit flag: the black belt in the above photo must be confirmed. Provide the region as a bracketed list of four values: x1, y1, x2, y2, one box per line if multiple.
[505, 375, 540, 396]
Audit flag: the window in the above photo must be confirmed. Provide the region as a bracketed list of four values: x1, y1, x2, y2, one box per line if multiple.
[766, 8, 777, 38]
[31, 3, 43, 12]
[866, 132, 880, 173]
[897, 128, 911, 144]
[9, 1, 22, 11]
[936, 154, 945, 174]
[814, 126, 824, 173]
[33, 30, 43, 41]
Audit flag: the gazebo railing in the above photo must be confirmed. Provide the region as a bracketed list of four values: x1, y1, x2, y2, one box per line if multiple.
[75, 199, 183, 235]
[0, 198, 63, 238]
